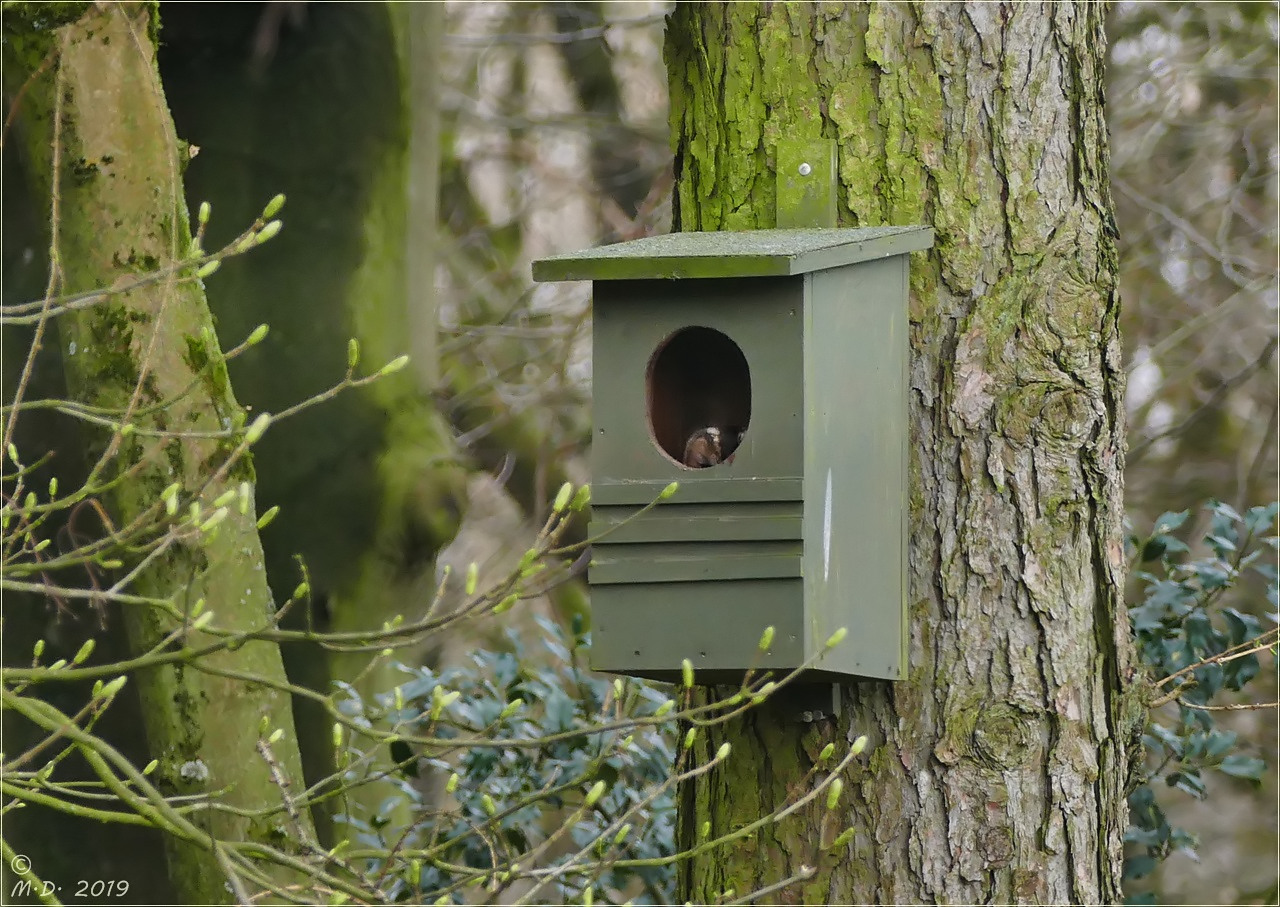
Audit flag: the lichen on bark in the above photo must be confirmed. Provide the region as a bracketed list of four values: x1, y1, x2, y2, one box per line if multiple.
[669, 3, 1133, 903]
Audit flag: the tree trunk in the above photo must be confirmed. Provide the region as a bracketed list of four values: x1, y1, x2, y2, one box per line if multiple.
[667, 4, 1139, 903]
[6, 4, 314, 901]
[157, 2, 472, 837]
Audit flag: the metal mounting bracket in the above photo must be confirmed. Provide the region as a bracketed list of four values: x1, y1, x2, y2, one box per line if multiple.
[776, 138, 838, 229]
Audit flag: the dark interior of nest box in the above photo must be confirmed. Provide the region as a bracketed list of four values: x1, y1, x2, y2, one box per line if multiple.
[645, 326, 752, 468]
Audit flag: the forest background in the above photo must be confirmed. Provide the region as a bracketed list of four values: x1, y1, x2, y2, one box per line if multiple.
[1, 2, 1276, 905]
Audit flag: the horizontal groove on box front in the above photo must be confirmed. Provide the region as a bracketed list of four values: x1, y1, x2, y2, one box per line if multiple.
[592, 477, 803, 506]
[589, 501, 802, 544]
[589, 539, 803, 584]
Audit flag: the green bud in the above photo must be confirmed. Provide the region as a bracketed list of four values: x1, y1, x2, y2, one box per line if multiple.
[162, 482, 181, 515]
[583, 887, 593, 907]
[825, 778, 843, 810]
[32, 639, 44, 658]
[99, 676, 128, 699]
[213, 489, 237, 508]
[200, 507, 228, 532]
[446, 772, 459, 793]
[851, 734, 868, 755]
[292, 581, 309, 601]
[393, 686, 405, 711]
[759, 625, 775, 651]
[196, 259, 221, 279]
[244, 413, 272, 445]
[584, 780, 606, 807]
[465, 562, 478, 596]
[700, 820, 711, 839]
[481, 794, 496, 816]
[825, 627, 848, 649]
[552, 482, 573, 514]
[659, 481, 679, 500]
[48, 659, 67, 671]
[493, 593, 518, 614]
[73, 639, 95, 664]
[570, 484, 591, 511]
[262, 193, 286, 219]
[829, 828, 855, 850]
[716, 743, 731, 761]
[246, 323, 269, 346]
[256, 219, 283, 244]
[614, 824, 632, 845]
[819, 743, 835, 763]
[520, 559, 547, 579]
[654, 699, 674, 718]
[198, 201, 212, 225]
[267, 728, 284, 744]
[6, 443, 18, 466]
[238, 482, 252, 515]
[143, 759, 159, 775]
[332, 723, 344, 749]
[347, 338, 360, 369]
[682, 658, 694, 688]
[192, 611, 215, 630]
[33, 539, 51, 553]
[256, 505, 280, 529]
[378, 355, 410, 377]
[684, 727, 697, 749]
[47, 477, 58, 497]
[499, 698, 524, 720]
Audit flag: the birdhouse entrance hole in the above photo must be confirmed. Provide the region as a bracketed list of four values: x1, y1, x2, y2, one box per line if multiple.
[645, 326, 751, 469]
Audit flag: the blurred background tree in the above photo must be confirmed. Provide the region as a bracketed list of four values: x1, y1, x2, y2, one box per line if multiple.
[1107, 3, 1277, 902]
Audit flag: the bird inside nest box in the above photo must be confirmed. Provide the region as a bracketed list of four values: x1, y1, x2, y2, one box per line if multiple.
[533, 226, 934, 687]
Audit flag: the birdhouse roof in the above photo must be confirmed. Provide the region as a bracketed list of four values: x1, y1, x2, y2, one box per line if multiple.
[531, 225, 933, 282]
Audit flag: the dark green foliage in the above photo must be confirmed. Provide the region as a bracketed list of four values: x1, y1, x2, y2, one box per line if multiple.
[339, 616, 678, 904]
[1123, 501, 1277, 892]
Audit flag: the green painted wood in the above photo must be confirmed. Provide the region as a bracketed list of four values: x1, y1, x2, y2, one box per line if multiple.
[590, 501, 802, 543]
[591, 478, 803, 506]
[589, 578, 806, 679]
[532, 226, 934, 282]
[800, 259, 909, 681]
[591, 278, 804, 486]
[590, 539, 803, 585]
[776, 138, 837, 229]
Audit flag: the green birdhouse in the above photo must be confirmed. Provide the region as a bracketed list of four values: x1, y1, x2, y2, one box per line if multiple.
[532, 226, 934, 684]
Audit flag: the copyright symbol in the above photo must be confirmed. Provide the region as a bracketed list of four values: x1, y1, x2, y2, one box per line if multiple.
[10, 853, 31, 873]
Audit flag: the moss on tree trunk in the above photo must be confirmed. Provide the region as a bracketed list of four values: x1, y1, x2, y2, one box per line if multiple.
[6, 4, 314, 901]
[668, 4, 1138, 903]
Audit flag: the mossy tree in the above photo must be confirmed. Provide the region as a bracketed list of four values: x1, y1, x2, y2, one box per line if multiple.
[667, 4, 1138, 903]
[4, 3, 313, 902]
[154, 2, 471, 835]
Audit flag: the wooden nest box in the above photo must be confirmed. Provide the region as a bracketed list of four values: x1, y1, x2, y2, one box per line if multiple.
[534, 226, 934, 684]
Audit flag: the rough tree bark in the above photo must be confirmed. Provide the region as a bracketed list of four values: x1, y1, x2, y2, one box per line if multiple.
[6, 4, 314, 902]
[668, 4, 1139, 903]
